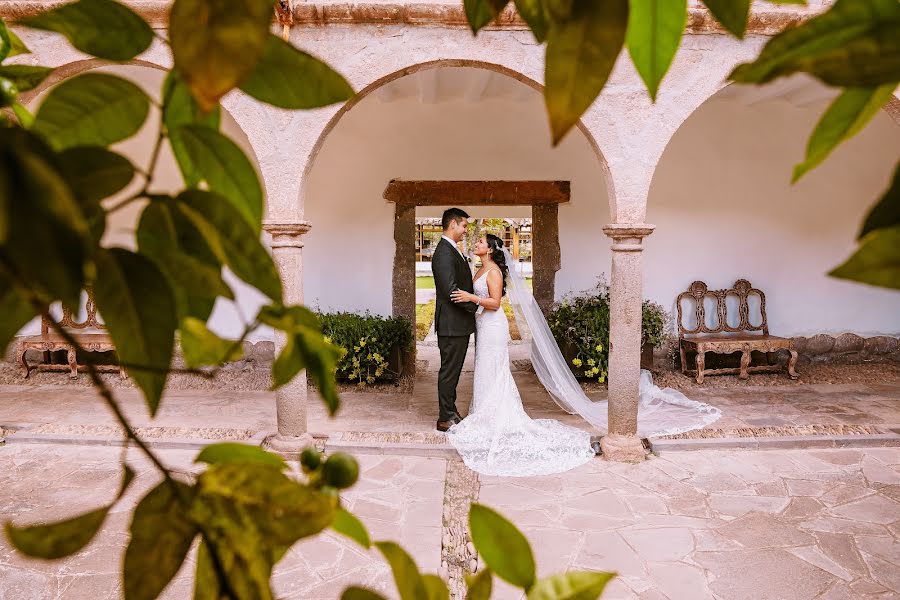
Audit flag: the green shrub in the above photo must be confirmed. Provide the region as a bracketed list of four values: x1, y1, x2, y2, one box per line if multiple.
[317, 312, 414, 386]
[548, 280, 669, 382]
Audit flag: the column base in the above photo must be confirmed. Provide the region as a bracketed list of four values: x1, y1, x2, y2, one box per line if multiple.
[600, 434, 646, 463]
[263, 432, 316, 458]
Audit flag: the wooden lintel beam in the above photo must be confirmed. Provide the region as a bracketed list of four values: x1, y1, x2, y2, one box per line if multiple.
[383, 180, 570, 206]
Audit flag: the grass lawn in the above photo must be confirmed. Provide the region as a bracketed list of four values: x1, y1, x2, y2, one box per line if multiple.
[415, 276, 533, 290]
[414, 298, 521, 341]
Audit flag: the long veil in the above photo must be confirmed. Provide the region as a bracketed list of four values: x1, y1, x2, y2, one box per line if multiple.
[502, 248, 720, 438]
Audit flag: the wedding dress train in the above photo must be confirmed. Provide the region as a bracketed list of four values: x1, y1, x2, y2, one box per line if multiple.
[446, 248, 721, 477]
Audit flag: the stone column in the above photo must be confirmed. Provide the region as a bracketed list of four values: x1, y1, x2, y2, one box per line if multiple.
[262, 220, 314, 454]
[531, 204, 560, 314]
[600, 223, 655, 462]
[392, 204, 417, 377]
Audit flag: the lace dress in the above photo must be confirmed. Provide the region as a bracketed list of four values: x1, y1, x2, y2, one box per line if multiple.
[446, 269, 596, 477]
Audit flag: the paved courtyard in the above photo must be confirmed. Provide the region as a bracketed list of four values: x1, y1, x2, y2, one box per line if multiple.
[1, 443, 898, 599]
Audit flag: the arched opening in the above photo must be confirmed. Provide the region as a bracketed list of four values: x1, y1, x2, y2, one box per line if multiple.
[19, 61, 266, 341]
[646, 76, 900, 347]
[301, 61, 614, 317]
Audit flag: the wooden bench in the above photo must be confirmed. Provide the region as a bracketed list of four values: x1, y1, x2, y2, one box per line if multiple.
[17, 290, 122, 379]
[676, 279, 798, 384]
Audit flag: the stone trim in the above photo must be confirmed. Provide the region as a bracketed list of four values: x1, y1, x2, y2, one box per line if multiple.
[263, 219, 311, 249]
[603, 223, 655, 252]
[0, 2, 825, 34]
[793, 333, 900, 364]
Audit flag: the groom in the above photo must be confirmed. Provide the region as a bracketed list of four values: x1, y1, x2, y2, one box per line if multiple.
[432, 208, 481, 432]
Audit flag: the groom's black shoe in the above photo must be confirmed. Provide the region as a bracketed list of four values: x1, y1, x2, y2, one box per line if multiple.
[436, 420, 455, 432]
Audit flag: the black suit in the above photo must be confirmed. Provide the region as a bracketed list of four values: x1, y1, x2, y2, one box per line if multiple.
[431, 238, 478, 422]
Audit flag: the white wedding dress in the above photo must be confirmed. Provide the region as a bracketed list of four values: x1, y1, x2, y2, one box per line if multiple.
[446, 268, 595, 477]
[446, 248, 721, 477]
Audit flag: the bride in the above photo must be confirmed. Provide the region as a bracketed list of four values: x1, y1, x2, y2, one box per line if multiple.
[447, 234, 720, 477]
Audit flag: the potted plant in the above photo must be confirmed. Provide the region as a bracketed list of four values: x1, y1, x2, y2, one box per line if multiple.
[317, 312, 414, 387]
[548, 281, 670, 381]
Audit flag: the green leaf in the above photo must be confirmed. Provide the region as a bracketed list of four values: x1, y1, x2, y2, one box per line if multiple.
[179, 317, 243, 368]
[376, 541, 427, 600]
[860, 162, 900, 239]
[189, 463, 337, 597]
[33, 73, 150, 151]
[259, 304, 341, 414]
[526, 571, 617, 600]
[466, 568, 493, 600]
[195, 442, 287, 469]
[6, 508, 108, 559]
[544, 0, 629, 144]
[830, 224, 900, 290]
[730, 0, 900, 87]
[5, 466, 133, 560]
[7, 29, 29, 57]
[123, 480, 197, 600]
[173, 125, 262, 230]
[137, 201, 232, 321]
[701, 0, 750, 38]
[193, 539, 222, 600]
[0, 286, 34, 353]
[239, 34, 354, 109]
[793, 84, 897, 182]
[0, 127, 87, 309]
[341, 588, 389, 600]
[170, 0, 275, 111]
[23, 0, 152, 61]
[163, 71, 220, 188]
[57, 146, 135, 203]
[423, 574, 450, 600]
[0, 22, 11, 62]
[175, 190, 281, 301]
[464, 0, 509, 34]
[0, 65, 53, 92]
[93, 248, 177, 415]
[515, 0, 549, 42]
[626, 0, 687, 101]
[11, 102, 33, 128]
[469, 504, 536, 589]
[331, 507, 371, 549]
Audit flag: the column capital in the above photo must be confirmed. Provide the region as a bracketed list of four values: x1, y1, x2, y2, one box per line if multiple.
[263, 220, 312, 248]
[602, 223, 655, 252]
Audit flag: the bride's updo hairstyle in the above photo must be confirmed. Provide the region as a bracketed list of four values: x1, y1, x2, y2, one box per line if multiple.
[485, 233, 509, 297]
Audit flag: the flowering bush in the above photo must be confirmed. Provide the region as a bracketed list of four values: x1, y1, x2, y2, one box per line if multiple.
[317, 312, 414, 386]
[548, 280, 669, 381]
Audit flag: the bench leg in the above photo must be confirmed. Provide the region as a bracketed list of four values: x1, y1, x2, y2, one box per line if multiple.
[695, 352, 705, 384]
[679, 344, 688, 375]
[19, 348, 30, 378]
[739, 350, 751, 380]
[67, 348, 78, 379]
[787, 350, 799, 379]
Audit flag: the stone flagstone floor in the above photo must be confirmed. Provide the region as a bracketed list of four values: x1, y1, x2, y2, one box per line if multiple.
[1, 443, 899, 599]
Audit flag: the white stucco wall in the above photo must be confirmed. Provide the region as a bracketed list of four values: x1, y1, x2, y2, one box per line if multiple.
[302, 66, 610, 315]
[645, 92, 900, 337]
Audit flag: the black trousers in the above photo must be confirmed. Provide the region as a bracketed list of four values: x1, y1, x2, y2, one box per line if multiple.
[437, 334, 470, 422]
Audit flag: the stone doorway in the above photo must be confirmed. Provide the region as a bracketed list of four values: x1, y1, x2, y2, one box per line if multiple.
[384, 179, 570, 377]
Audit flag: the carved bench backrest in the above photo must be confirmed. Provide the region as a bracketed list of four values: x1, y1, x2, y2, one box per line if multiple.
[40, 288, 106, 335]
[676, 279, 769, 338]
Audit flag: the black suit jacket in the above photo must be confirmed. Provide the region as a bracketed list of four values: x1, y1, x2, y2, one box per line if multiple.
[431, 238, 478, 337]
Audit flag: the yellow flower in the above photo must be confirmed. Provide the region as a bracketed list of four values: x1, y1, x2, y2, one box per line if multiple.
[595, 344, 604, 352]
[572, 358, 583, 368]
[587, 358, 595, 367]
[359, 339, 367, 347]
[367, 376, 375, 384]
[598, 374, 606, 383]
